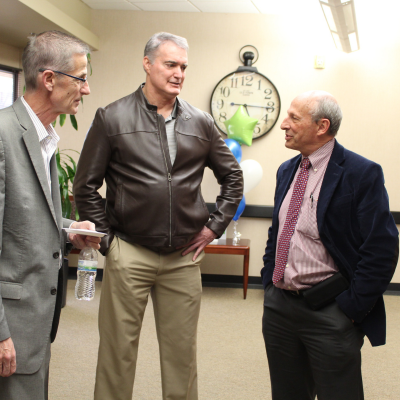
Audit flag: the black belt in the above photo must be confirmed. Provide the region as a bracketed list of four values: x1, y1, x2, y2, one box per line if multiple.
[282, 272, 349, 310]
[285, 289, 305, 297]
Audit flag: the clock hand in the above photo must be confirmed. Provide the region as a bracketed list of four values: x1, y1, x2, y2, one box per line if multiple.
[230, 102, 273, 110]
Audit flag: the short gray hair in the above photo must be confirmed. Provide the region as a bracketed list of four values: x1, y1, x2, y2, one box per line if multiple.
[310, 94, 343, 136]
[22, 30, 90, 91]
[144, 32, 188, 64]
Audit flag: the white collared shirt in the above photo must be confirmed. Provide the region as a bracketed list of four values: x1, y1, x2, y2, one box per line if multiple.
[21, 96, 60, 194]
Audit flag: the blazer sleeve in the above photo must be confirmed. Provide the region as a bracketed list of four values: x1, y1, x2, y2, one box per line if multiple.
[73, 108, 113, 255]
[335, 162, 399, 323]
[0, 136, 11, 341]
[62, 218, 74, 229]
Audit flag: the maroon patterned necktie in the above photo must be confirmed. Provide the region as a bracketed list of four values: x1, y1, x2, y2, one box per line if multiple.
[272, 158, 311, 284]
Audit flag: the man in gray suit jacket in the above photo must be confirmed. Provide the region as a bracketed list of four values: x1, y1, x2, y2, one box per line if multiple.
[0, 31, 100, 400]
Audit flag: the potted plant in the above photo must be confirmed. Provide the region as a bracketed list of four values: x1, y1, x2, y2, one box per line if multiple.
[56, 148, 80, 219]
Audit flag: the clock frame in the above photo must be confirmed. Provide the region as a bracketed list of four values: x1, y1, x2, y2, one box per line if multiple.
[210, 56, 280, 140]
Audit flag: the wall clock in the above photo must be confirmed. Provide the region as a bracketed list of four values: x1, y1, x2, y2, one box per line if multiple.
[210, 46, 281, 140]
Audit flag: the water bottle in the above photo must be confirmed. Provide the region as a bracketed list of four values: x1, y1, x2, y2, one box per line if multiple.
[75, 247, 98, 301]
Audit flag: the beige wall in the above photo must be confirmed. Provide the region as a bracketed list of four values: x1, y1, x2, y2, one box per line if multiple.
[53, 11, 400, 281]
[46, 0, 92, 30]
[0, 42, 22, 68]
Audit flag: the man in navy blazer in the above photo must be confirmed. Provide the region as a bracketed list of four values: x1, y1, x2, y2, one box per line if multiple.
[261, 90, 398, 400]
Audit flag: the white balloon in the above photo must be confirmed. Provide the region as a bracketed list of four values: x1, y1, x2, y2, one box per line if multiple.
[240, 159, 263, 194]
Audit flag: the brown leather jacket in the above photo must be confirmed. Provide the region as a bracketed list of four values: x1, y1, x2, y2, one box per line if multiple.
[74, 86, 243, 254]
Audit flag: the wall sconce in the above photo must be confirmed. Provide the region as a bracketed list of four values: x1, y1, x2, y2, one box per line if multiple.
[319, 0, 360, 53]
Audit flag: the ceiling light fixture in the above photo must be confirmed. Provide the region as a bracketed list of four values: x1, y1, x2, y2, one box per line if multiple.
[319, 0, 360, 53]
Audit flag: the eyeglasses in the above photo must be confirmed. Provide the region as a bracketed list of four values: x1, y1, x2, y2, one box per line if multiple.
[38, 68, 87, 86]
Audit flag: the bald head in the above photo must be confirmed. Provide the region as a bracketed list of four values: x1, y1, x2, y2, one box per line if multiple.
[281, 90, 342, 156]
[295, 91, 342, 137]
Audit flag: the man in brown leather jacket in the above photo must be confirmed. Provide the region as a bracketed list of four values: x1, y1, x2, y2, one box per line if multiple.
[73, 32, 243, 400]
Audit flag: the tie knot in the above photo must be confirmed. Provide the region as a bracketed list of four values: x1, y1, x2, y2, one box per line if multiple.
[301, 158, 310, 170]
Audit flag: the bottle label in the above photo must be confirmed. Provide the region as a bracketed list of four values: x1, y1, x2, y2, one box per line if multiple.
[78, 260, 97, 271]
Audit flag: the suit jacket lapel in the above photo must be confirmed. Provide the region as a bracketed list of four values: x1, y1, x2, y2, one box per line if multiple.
[50, 154, 62, 229]
[22, 129, 59, 227]
[13, 98, 59, 227]
[317, 140, 345, 232]
[276, 141, 346, 234]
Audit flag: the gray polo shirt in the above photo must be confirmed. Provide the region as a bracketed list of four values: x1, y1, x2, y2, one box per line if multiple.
[165, 101, 178, 165]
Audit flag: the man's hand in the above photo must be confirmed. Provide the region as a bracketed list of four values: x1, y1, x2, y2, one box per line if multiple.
[69, 221, 101, 250]
[0, 337, 16, 377]
[180, 226, 217, 261]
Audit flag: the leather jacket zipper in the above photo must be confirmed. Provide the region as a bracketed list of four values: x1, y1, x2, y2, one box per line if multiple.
[156, 115, 172, 247]
[167, 172, 172, 247]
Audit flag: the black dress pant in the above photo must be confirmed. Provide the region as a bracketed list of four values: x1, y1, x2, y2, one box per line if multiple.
[262, 284, 365, 400]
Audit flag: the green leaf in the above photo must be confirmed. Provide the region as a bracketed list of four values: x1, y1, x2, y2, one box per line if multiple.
[59, 114, 66, 127]
[65, 165, 75, 182]
[56, 149, 61, 164]
[63, 154, 77, 171]
[61, 198, 67, 218]
[70, 114, 78, 130]
[23, 85, 26, 94]
[75, 208, 80, 221]
[87, 53, 92, 76]
[60, 148, 80, 155]
[56, 150, 67, 186]
[59, 171, 68, 186]
[52, 120, 56, 127]
[57, 147, 81, 216]
[64, 196, 72, 219]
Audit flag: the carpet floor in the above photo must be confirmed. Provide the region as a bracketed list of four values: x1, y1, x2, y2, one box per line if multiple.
[49, 280, 400, 399]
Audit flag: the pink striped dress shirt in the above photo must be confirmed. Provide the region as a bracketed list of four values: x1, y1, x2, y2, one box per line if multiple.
[275, 139, 338, 290]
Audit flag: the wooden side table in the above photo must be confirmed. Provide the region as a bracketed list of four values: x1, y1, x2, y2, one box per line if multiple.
[69, 238, 251, 298]
[204, 238, 250, 299]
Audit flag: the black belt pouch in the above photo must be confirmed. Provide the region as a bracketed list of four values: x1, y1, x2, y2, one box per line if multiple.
[303, 272, 349, 311]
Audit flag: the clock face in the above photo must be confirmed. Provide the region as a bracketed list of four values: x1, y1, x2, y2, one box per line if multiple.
[210, 70, 280, 139]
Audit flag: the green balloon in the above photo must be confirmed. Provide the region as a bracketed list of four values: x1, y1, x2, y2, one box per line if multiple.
[223, 105, 258, 146]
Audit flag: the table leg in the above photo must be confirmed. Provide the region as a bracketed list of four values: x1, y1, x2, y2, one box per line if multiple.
[243, 252, 249, 299]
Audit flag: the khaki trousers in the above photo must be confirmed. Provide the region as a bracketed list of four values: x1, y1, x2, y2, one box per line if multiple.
[94, 237, 204, 400]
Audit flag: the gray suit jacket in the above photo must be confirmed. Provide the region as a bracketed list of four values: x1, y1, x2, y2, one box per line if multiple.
[0, 98, 72, 374]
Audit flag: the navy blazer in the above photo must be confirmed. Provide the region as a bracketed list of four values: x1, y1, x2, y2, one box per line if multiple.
[261, 140, 399, 346]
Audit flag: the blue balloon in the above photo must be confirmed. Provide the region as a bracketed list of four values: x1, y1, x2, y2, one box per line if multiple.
[224, 139, 242, 163]
[233, 196, 246, 221]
